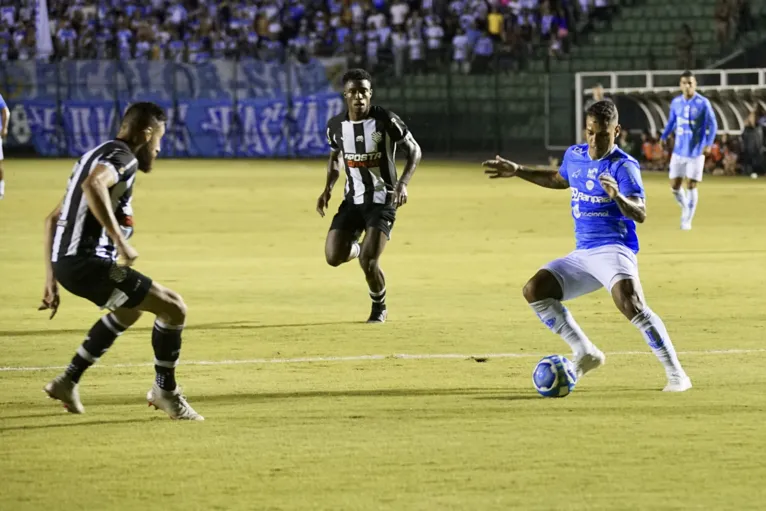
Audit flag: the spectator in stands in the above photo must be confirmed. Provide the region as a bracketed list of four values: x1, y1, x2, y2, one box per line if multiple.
[452, 27, 471, 74]
[408, 29, 426, 74]
[714, 0, 732, 47]
[705, 136, 723, 172]
[424, 17, 445, 71]
[618, 130, 638, 160]
[390, 0, 410, 28]
[736, 0, 755, 39]
[676, 24, 694, 71]
[488, 6, 504, 40]
[721, 133, 740, 175]
[472, 30, 494, 74]
[391, 25, 407, 77]
[741, 111, 764, 176]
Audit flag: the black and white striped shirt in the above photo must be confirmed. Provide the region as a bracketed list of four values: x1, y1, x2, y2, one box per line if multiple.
[51, 140, 139, 263]
[326, 106, 410, 205]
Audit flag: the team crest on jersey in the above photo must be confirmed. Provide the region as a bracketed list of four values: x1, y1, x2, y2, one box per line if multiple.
[587, 167, 598, 179]
[691, 107, 698, 116]
[355, 135, 364, 143]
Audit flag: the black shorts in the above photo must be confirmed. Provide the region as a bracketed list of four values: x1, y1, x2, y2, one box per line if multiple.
[329, 201, 397, 239]
[53, 256, 153, 311]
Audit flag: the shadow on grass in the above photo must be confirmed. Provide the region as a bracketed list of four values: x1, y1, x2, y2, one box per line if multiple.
[0, 320, 363, 339]
[0, 417, 160, 432]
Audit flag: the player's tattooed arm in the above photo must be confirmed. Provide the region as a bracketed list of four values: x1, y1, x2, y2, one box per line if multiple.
[483, 155, 569, 189]
[393, 133, 422, 207]
[81, 164, 138, 264]
[317, 148, 342, 217]
[598, 173, 646, 223]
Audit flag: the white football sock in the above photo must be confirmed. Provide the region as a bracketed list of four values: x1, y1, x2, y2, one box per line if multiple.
[0, 180, 5, 198]
[686, 188, 699, 223]
[346, 241, 360, 262]
[530, 299, 595, 358]
[671, 188, 687, 210]
[631, 308, 684, 375]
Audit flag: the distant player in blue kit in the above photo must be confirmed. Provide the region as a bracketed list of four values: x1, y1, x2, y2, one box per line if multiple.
[483, 101, 692, 392]
[0, 91, 9, 199]
[660, 71, 718, 230]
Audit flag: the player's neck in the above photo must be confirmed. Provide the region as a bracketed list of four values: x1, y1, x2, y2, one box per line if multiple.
[348, 109, 371, 121]
[589, 145, 615, 160]
[115, 134, 141, 155]
[683, 93, 695, 100]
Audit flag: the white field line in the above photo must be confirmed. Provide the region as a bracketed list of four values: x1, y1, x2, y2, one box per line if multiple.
[1, 349, 765, 372]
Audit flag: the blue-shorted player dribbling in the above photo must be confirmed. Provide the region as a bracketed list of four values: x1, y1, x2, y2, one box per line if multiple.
[660, 70, 718, 230]
[483, 100, 692, 392]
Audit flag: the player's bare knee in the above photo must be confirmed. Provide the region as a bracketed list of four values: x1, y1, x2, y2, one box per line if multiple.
[359, 255, 378, 275]
[523, 270, 561, 303]
[159, 290, 187, 325]
[611, 281, 644, 319]
[325, 250, 345, 267]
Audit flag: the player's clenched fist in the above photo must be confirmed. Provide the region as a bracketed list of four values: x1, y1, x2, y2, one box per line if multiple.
[598, 173, 619, 199]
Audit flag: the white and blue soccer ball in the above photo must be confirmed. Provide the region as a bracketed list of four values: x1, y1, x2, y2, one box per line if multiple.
[532, 355, 578, 398]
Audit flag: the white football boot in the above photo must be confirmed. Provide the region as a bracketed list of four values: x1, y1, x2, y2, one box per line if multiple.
[147, 385, 204, 421]
[574, 348, 606, 380]
[44, 375, 85, 414]
[663, 372, 693, 392]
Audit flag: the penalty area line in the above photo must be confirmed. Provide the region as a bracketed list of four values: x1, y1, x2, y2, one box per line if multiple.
[1, 348, 765, 372]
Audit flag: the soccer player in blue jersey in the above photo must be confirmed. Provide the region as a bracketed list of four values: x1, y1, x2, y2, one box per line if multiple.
[0, 91, 9, 199]
[660, 71, 718, 230]
[483, 100, 692, 392]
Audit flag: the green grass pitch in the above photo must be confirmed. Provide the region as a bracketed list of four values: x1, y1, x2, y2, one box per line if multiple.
[1, 159, 765, 510]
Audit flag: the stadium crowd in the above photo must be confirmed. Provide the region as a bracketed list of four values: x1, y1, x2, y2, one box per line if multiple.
[0, 0, 627, 75]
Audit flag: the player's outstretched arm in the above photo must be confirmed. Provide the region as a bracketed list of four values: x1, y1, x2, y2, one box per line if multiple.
[40, 201, 62, 319]
[81, 164, 138, 264]
[598, 173, 646, 223]
[483, 155, 569, 189]
[317, 148, 341, 217]
[393, 133, 422, 208]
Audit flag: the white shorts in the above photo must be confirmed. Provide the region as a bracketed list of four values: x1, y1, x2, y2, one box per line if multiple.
[0, 137, 4, 160]
[542, 244, 640, 301]
[669, 153, 704, 182]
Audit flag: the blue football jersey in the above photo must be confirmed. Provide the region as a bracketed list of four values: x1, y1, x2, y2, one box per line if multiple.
[559, 144, 645, 253]
[660, 93, 717, 158]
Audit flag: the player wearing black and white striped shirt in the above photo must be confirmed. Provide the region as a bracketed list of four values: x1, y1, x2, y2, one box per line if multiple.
[317, 68, 422, 323]
[39, 102, 203, 420]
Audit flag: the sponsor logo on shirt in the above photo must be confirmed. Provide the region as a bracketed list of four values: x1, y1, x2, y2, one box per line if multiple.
[346, 152, 382, 168]
[571, 189, 613, 204]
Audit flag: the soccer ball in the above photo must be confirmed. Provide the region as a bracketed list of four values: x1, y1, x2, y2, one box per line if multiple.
[532, 355, 578, 398]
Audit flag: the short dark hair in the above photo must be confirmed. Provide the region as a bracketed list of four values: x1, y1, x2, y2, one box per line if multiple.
[121, 102, 167, 134]
[342, 68, 372, 86]
[681, 70, 694, 79]
[586, 100, 618, 126]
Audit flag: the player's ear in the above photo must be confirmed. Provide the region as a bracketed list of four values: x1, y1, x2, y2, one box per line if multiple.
[369, 88, 373, 98]
[142, 126, 153, 144]
[614, 124, 621, 138]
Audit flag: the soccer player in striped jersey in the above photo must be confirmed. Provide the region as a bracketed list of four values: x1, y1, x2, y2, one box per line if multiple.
[317, 68, 422, 323]
[660, 71, 718, 230]
[484, 100, 692, 392]
[39, 102, 203, 420]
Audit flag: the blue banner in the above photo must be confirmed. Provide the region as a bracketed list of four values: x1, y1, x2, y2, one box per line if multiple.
[0, 58, 347, 157]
